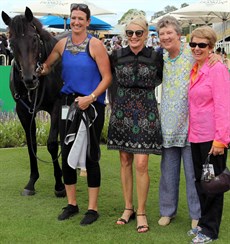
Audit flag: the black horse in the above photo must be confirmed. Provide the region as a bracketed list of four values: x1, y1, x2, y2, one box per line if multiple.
[1, 7, 65, 197]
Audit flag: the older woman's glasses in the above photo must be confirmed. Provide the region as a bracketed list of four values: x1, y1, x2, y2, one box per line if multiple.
[126, 30, 144, 37]
[70, 3, 88, 11]
[189, 42, 209, 48]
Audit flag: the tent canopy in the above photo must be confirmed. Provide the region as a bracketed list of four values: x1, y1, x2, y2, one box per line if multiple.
[39, 15, 112, 30]
[14, 0, 115, 18]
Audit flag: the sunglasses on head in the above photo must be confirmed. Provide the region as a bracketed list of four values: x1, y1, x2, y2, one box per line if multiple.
[125, 30, 144, 37]
[70, 3, 88, 11]
[189, 42, 209, 48]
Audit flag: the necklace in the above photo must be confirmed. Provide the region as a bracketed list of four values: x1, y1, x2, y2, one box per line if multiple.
[167, 43, 183, 63]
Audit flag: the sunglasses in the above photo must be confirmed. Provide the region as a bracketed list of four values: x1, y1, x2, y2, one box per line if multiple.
[70, 3, 88, 11]
[189, 42, 209, 48]
[125, 30, 144, 37]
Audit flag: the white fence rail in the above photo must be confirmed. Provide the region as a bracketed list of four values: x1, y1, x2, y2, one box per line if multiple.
[216, 41, 230, 54]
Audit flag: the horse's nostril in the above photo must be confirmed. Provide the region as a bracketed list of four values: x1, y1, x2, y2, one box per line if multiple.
[24, 78, 39, 90]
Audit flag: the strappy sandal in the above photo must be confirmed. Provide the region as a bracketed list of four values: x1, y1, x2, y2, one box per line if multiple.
[136, 213, 149, 233]
[116, 207, 136, 225]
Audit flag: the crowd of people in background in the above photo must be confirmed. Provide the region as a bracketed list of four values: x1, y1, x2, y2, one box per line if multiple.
[215, 46, 230, 70]
[0, 32, 13, 65]
[0, 29, 229, 67]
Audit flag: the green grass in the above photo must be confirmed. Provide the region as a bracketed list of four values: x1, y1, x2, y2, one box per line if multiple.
[0, 146, 229, 243]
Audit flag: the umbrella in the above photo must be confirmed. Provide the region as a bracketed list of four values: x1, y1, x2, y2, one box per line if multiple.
[171, 0, 230, 45]
[39, 15, 112, 31]
[14, 0, 115, 30]
[150, 13, 220, 28]
[149, 25, 156, 31]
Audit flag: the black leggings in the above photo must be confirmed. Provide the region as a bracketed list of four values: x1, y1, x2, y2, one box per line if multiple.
[59, 93, 105, 187]
[191, 141, 227, 239]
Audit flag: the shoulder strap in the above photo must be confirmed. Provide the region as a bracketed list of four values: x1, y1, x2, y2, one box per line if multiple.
[85, 34, 93, 59]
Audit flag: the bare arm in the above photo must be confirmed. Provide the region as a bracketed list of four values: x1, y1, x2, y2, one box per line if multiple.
[38, 37, 66, 75]
[76, 37, 112, 110]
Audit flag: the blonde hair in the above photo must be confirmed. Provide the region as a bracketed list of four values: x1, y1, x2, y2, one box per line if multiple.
[191, 26, 217, 49]
[125, 17, 149, 33]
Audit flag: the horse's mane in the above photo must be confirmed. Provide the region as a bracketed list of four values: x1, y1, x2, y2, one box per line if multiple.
[9, 14, 57, 55]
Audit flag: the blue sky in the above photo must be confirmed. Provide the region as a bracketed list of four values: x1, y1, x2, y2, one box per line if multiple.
[0, 0, 197, 29]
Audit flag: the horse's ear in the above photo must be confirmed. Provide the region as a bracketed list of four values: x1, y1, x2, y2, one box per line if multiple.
[1, 11, 11, 26]
[25, 7, 34, 22]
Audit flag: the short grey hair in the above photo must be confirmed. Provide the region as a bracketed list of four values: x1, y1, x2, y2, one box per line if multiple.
[156, 15, 182, 35]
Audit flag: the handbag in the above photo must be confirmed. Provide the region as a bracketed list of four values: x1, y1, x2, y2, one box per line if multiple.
[201, 154, 230, 194]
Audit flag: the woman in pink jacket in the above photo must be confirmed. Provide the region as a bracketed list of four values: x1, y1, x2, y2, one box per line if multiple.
[188, 26, 230, 244]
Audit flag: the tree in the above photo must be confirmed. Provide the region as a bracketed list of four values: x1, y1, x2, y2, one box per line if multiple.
[181, 3, 189, 8]
[153, 11, 165, 19]
[164, 5, 178, 14]
[153, 6, 178, 19]
[118, 9, 146, 25]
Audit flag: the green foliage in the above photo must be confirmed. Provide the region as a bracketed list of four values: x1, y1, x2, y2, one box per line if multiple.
[0, 112, 50, 147]
[0, 113, 26, 147]
[0, 146, 229, 243]
[101, 106, 111, 144]
[118, 9, 146, 25]
[0, 112, 109, 148]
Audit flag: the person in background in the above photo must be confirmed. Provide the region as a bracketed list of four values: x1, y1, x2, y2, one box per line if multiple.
[146, 33, 157, 49]
[156, 16, 201, 229]
[113, 35, 122, 50]
[38, 3, 112, 225]
[223, 51, 230, 71]
[99, 33, 105, 44]
[188, 26, 230, 244]
[105, 40, 112, 55]
[215, 47, 222, 59]
[108, 17, 163, 233]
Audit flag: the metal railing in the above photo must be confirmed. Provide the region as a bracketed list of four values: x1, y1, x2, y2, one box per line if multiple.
[0, 54, 7, 66]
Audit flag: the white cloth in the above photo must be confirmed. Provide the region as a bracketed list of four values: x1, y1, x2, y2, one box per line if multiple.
[67, 116, 87, 170]
[64, 105, 97, 170]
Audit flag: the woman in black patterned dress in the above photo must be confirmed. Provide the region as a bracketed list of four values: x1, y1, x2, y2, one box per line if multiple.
[107, 17, 163, 233]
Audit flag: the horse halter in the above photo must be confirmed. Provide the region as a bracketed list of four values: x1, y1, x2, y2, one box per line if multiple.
[13, 24, 44, 91]
[11, 25, 46, 113]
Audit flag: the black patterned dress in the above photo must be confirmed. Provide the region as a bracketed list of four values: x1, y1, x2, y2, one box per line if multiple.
[107, 46, 163, 154]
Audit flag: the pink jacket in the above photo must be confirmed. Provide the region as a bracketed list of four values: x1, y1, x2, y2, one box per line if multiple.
[188, 60, 230, 146]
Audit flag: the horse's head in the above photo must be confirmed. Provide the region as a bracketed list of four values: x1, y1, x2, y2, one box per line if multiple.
[2, 7, 45, 91]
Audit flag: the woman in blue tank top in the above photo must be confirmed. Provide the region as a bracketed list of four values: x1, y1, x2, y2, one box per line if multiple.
[38, 3, 112, 225]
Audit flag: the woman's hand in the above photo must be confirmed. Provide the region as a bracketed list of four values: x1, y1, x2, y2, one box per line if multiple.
[75, 95, 94, 110]
[36, 63, 50, 76]
[208, 53, 222, 66]
[209, 145, 224, 156]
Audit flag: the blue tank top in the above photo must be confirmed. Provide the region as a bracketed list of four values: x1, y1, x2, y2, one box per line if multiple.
[61, 34, 105, 104]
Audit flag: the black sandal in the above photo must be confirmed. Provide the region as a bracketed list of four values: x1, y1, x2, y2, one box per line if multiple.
[136, 213, 149, 233]
[116, 207, 136, 225]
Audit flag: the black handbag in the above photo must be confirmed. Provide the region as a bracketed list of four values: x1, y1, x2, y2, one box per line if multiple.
[201, 154, 230, 194]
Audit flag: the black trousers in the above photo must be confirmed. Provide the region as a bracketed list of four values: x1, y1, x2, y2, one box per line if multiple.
[191, 141, 227, 240]
[59, 93, 105, 187]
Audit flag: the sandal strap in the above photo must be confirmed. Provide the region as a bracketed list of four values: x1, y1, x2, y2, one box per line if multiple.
[137, 213, 146, 216]
[137, 225, 149, 229]
[125, 206, 134, 211]
[117, 217, 127, 224]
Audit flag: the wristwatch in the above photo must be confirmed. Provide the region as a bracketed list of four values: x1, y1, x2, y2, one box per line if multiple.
[90, 93, 97, 101]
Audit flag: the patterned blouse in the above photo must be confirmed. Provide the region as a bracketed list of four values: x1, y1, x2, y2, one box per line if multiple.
[160, 43, 194, 148]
